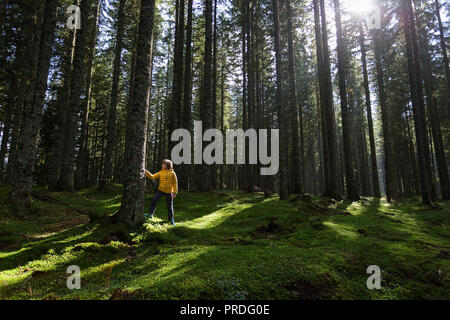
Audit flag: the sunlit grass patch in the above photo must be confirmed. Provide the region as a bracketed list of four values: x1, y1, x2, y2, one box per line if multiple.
[0, 183, 449, 300]
[323, 221, 360, 239]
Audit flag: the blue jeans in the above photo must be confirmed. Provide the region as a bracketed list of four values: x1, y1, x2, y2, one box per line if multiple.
[149, 191, 174, 221]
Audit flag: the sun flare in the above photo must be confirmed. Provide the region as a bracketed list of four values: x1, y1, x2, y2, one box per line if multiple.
[342, 0, 374, 15]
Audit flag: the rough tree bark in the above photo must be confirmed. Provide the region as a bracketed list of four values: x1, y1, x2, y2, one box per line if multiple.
[169, 0, 185, 153]
[415, 1, 450, 200]
[8, 0, 57, 209]
[272, 0, 289, 200]
[47, 30, 76, 190]
[115, 0, 156, 227]
[434, 0, 450, 94]
[59, 0, 90, 191]
[181, 0, 193, 189]
[315, 0, 340, 199]
[245, 0, 254, 193]
[313, 0, 328, 195]
[199, 0, 213, 192]
[372, 2, 395, 202]
[402, 0, 435, 205]
[333, 0, 359, 201]
[6, 1, 45, 185]
[358, 20, 381, 198]
[75, 0, 100, 190]
[103, 0, 127, 187]
[286, 0, 302, 194]
[211, 0, 218, 190]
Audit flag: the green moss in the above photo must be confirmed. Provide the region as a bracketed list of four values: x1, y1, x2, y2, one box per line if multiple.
[0, 184, 449, 300]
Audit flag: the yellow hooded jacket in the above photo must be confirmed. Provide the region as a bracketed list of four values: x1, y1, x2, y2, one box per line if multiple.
[145, 169, 178, 194]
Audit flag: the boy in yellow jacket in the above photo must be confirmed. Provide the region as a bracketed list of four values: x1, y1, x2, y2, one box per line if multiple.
[145, 159, 178, 226]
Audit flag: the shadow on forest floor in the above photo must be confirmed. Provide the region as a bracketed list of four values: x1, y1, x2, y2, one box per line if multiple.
[0, 184, 449, 300]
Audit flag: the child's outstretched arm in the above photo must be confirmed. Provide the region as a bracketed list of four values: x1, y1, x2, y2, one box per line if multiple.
[145, 170, 160, 180]
[171, 172, 178, 197]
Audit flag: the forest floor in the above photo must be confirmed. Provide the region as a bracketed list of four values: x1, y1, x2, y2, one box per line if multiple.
[0, 183, 449, 300]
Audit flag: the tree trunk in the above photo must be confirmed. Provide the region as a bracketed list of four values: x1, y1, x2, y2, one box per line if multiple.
[434, 0, 450, 94]
[103, 0, 126, 187]
[320, 0, 340, 199]
[245, 0, 254, 193]
[372, 3, 395, 202]
[0, 0, 6, 32]
[120, 25, 139, 183]
[271, 0, 288, 200]
[6, 1, 45, 184]
[315, 0, 340, 199]
[199, 0, 213, 192]
[115, 0, 156, 227]
[240, 0, 247, 191]
[402, 0, 435, 205]
[169, 0, 185, 153]
[182, 0, 193, 132]
[333, 0, 359, 201]
[211, 0, 218, 190]
[0, 87, 13, 179]
[254, 0, 263, 189]
[219, 44, 225, 190]
[59, 0, 90, 191]
[286, 0, 302, 194]
[359, 20, 381, 197]
[418, 1, 450, 200]
[313, 0, 328, 195]
[75, 0, 100, 190]
[181, 0, 193, 189]
[47, 30, 76, 190]
[8, 0, 57, 209]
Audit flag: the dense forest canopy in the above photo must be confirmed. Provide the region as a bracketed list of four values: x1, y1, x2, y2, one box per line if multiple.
[0, 0, 449, 225]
